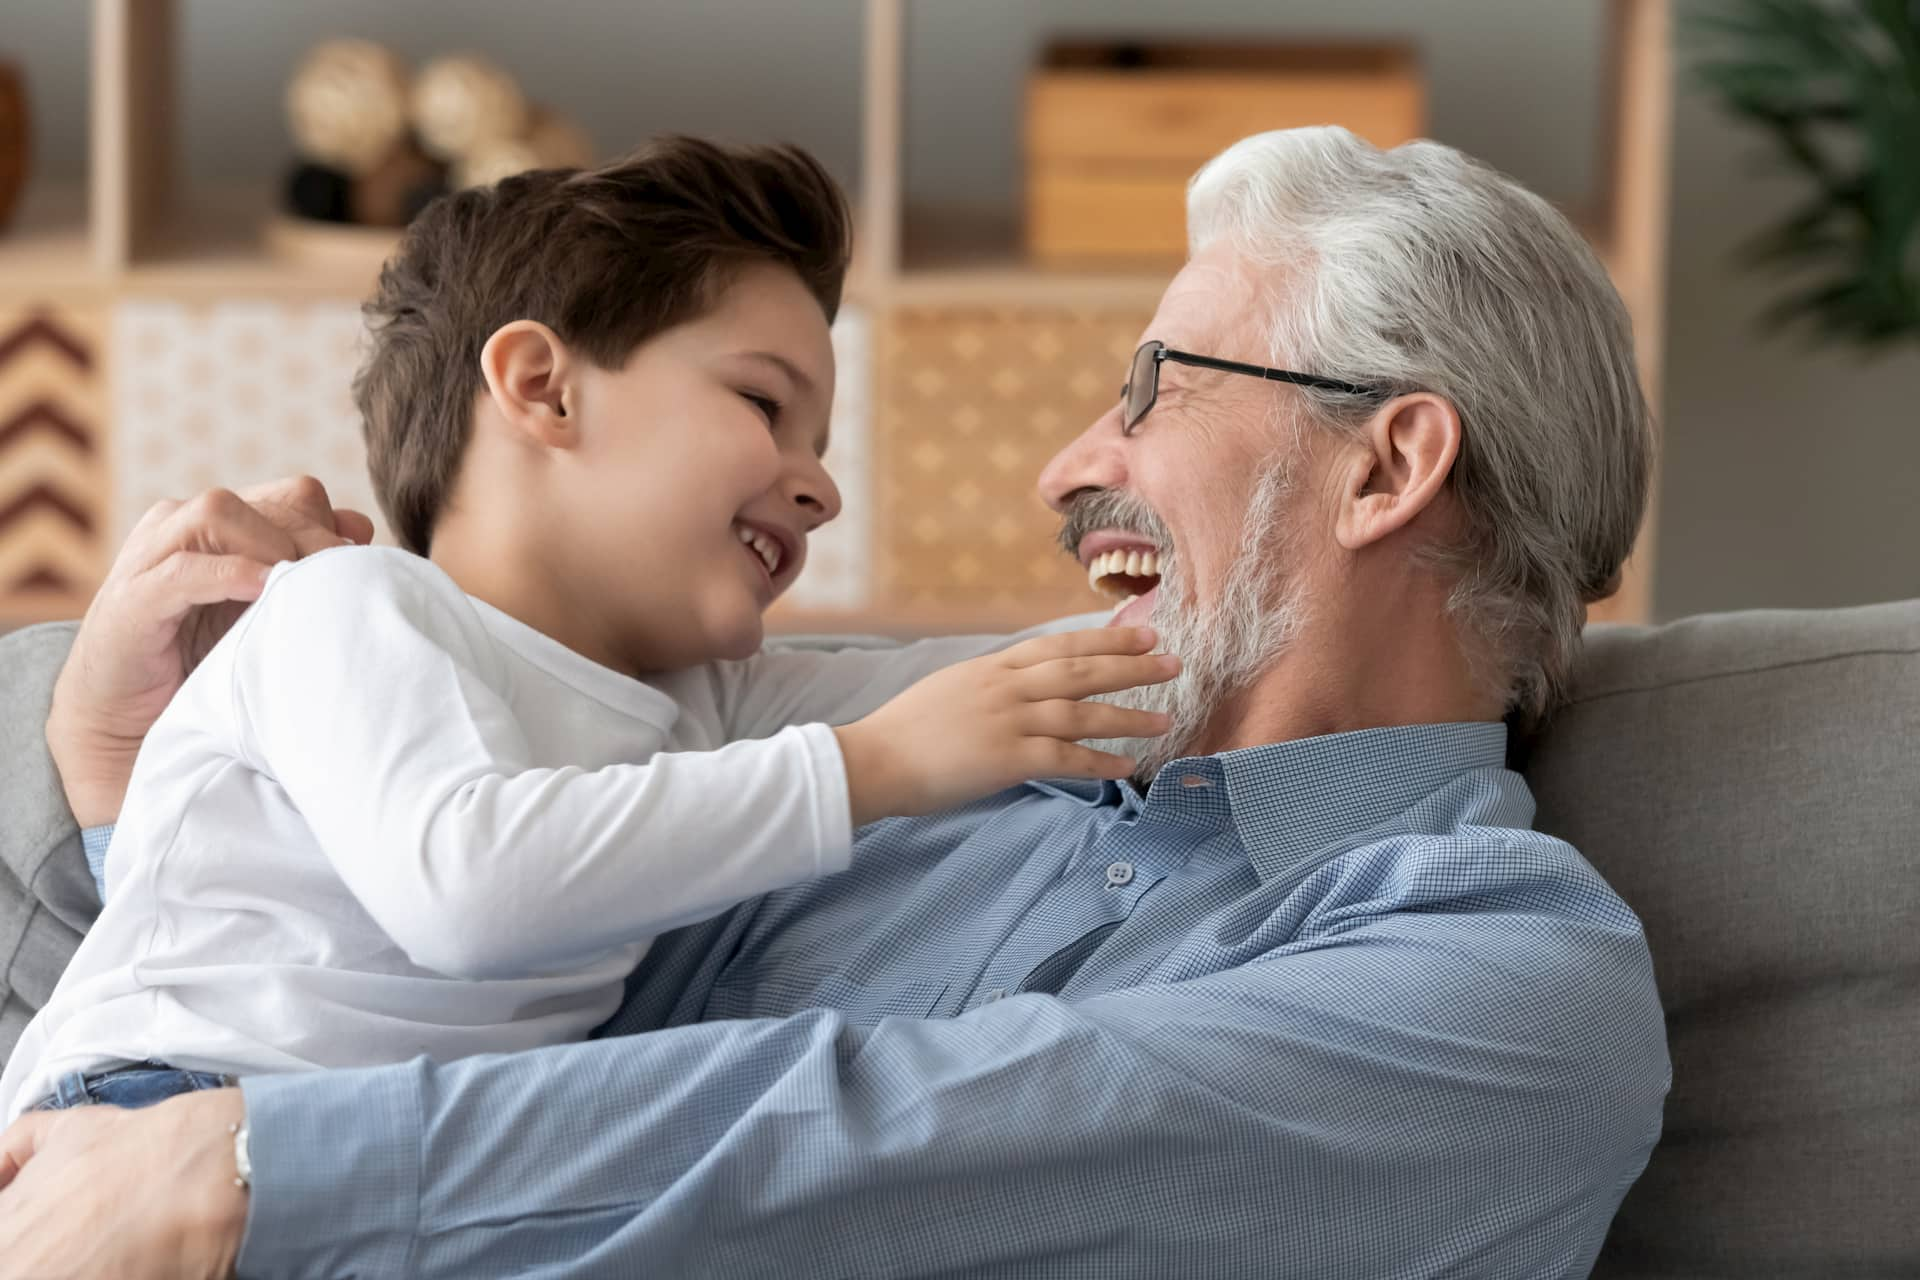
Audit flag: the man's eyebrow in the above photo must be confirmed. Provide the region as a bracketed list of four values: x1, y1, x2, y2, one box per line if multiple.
[739, 350, 815, 395]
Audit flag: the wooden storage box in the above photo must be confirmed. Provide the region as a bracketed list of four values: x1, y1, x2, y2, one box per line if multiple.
[1024, 42, 1425, 264]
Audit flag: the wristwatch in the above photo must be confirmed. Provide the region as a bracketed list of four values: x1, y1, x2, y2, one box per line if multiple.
[230, 1121, 252, 1190]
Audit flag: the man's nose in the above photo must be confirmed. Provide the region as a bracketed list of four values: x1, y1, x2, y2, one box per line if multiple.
[1037, 402, 1129, 515]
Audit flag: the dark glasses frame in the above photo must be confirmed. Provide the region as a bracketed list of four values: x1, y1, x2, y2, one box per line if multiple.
[1121, 340, 1387, 435]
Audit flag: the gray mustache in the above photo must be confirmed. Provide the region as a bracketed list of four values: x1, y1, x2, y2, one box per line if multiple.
[1055, 490, 1175, 560]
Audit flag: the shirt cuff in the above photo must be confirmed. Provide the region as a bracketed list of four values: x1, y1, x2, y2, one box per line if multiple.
[80, 824, 114, 904]
[793, 721, 853, 877]
[237, 1065, 424, 1278]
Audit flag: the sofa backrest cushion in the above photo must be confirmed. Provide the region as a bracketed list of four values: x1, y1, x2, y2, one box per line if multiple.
[0, 622, 94, 1062]
[1524, 601, 1920, 1277]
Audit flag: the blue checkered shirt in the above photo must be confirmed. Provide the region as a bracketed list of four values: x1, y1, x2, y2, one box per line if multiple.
[107, 720, 1664, 1277]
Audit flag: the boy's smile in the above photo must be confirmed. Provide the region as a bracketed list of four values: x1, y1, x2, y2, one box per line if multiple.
[732, 517, 803, 602]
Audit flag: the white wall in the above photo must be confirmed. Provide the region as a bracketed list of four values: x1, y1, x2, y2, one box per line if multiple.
[1660, 68, 1920, 614]
[8, 0, 1917, 616]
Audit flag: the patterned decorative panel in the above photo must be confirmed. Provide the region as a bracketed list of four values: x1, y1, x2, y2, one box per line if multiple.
[114, 302, 876, 611]
[874, 305, 1151, 615]
[782, 306, 870, 611]
[0, 304, 107, 619]
[112, 300, 383, 543]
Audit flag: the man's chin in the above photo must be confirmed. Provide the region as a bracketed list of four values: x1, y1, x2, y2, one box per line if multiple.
[1106, 583, 1162, 628]
[1085, 667, 1193, 778]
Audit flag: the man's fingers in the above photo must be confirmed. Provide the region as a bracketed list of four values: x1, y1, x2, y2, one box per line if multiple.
[117, 499, 188, 578]
[999, 626, 1158, 668]
[333, 508, 376, 545]
[133, 552, 273, 623]
[238, 474, 335, 526]
[122, 477, 359, 584]
[263, 504, 354, 559]
[155, 489, 307, 565]
[1019, 652, 1180, 702]
[0, 1113, 49, 1193]
[1024, 699, 1170, 742]
[237, 476, 360, 558]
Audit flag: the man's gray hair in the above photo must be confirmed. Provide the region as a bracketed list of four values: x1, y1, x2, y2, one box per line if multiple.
[1187, 126, 1654, 721]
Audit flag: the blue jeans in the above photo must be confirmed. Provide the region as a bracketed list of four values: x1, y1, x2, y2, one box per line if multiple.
[32, 1062, 234, 1111]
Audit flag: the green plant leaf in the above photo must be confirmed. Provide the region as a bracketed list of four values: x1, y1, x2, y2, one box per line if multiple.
[1693, 0, 1920, 346]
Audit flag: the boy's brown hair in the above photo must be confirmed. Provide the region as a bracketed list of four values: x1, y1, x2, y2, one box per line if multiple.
[354, 135, 852, 553]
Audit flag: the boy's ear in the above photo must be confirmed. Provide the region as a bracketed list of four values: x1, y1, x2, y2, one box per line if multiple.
[479, 320, 576, 448]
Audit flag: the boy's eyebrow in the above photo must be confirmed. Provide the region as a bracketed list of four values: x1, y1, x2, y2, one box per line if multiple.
[739, 350, 815, 394]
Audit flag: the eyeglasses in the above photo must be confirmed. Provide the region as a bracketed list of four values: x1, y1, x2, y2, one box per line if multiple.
[1120, 340, 1387, 435]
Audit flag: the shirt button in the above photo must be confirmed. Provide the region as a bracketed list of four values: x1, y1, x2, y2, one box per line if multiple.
[1179, 774, 1212, 789]
[1105, 860, 1135, 887]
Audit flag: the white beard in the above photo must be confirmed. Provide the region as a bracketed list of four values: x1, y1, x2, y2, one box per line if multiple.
[1080, 457, 1309, 784]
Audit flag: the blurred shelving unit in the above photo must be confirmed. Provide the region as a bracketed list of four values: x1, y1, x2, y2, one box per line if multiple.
[0, 0, 1669, 633]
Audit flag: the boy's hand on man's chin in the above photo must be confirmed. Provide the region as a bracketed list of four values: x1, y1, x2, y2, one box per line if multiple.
[833, 626, 1180, 826]
[47, 475, 374, 827]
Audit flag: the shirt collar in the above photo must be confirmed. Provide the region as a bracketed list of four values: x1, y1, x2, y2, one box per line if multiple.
[464, 594, 681, 729]
[1151, 721, 1511, 885]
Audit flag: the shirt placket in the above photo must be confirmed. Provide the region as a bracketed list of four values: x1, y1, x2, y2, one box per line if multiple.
[958, 772, 1233, 1012]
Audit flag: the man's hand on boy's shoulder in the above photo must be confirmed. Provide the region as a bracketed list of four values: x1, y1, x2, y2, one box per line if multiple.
[47, 475, 376, 828]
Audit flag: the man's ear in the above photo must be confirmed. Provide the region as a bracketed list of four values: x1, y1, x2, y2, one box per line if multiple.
[1332, 392, 1462, 552]
[478, 320, 576, 449]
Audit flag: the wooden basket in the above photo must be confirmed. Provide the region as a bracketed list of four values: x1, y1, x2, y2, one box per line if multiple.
[1025, 41, 1425, 264]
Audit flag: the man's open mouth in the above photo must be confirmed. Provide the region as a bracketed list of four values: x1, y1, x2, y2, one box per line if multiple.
[1086, 547, 1164, 606]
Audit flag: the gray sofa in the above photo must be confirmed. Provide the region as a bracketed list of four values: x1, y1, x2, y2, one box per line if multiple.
[3, 606, 1916, 1277]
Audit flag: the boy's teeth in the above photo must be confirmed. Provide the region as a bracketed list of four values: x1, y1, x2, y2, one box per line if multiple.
[735, 523, 779, 575]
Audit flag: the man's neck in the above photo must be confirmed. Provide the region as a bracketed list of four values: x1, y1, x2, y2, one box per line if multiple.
[1191, 580, 1505, 756]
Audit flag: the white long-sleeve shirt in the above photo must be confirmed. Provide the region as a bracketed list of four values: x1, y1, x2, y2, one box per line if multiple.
[2, 546, 1042, 1119]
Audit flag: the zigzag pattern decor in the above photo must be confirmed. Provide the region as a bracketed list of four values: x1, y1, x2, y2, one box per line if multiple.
[0, 306, 106, 621]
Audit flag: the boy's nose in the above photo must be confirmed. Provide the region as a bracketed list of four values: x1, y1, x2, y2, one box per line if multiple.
[785, 461, 841, 530]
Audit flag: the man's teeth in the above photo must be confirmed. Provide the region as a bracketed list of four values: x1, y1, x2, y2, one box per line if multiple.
[1085, 547, 1162, 599]
[735, 523, 779, 575]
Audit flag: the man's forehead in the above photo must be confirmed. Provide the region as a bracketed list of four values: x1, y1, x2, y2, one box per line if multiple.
[1142, 247, 1265, 351]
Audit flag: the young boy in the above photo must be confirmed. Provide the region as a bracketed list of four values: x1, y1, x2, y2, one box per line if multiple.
[0, 137, 1175, 1119]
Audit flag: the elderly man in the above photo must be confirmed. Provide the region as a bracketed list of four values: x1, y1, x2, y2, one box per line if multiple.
[0, 127, 1664, 1277]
